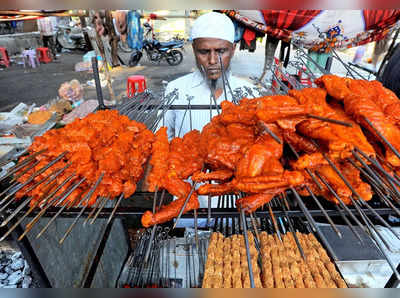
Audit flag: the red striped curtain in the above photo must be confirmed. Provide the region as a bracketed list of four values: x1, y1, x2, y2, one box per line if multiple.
[261, 10, 321, 31]
[363, 9, 400, 31]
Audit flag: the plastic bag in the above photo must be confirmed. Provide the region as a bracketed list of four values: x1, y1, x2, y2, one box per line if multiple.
[58, 79, 84, 102]
[74, 61, 91, 72]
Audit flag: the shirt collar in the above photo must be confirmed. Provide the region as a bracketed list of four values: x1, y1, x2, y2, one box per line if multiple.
[190, 68, 233, 88]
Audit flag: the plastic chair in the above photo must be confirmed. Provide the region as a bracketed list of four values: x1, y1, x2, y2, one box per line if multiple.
[127, 75, 147, 97]
[0, 47, 10, 68]
[36, 47, 52, 64]
[22, 49, 39, 68]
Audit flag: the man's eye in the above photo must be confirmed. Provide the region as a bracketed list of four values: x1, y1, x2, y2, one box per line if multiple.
[218, 49, 226, 54]
[198, 50, 208, 55]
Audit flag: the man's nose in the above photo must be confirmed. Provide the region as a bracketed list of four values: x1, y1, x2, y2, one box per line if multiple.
[209, 51, 218, 65]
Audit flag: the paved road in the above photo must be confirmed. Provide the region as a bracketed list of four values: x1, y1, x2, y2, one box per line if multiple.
[0, 53, 93, 112]
[0, 42, 363, 112]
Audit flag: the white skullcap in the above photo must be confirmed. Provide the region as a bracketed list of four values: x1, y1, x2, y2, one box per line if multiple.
[191, 12, 235, 43]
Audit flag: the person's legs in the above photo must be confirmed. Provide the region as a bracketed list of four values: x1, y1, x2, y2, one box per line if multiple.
[43, 35, 57, 60]
[42, 35, 50, 48]
[47, 36, 57, 60]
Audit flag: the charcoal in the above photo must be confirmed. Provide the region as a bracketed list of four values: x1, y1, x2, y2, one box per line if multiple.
[10, 259, 24, 271]
[7, 270, 22, 285]
[4, 266, 13, 275]
[22, 276, 32, 288]
[0, 272, 8, 280]
[22, 261, 31, 276]
[10, 252, 21, 261]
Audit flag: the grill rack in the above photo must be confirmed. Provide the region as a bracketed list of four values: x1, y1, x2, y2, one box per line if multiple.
[116, 204, 357, 288]
[1, 191, 399, 288]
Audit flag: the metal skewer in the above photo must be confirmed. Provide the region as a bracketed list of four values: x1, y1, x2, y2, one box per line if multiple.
[84, 196, 107, 226]
[0, 152, 67, 201]
[314, 171, 366, 241]
[36, 187, 90, 239]
[376, 154, 400, 183]
[332, 202, 362, 242]
[194, 209, 199, 248]
[278, 194, 306, 260]
[0, 149, 47, 182]
[306, 114, 353, 127]
[281, 191, 291, 211]
[0, 171, 75, 230]
[289, 186, 338, 261]
[217, 56, 239, 105]
[9, 160, 40, 183]
[1, 162, 73, 212]
[354, 148, 400, 202]
[285, 141, 341, 237]
[259, 121, 282, 144]
[106, 193, 124, 225]
[207, 195, 211, 227]
[0, 197, 33, 228]
[249, 212, 260, 242]
[267, 202, 282, 242]
[319, 153, 400, 239]
[0, 181, 20, 203]
[218, 54, 228, 101]
[18, 177, 86, 241]
[356, 148, 400, 192]
[143, 189, 166, 264]
[358, 197, 400, 240]
[348, 154, 390, 194]
[173, 165, 203, 229]
[363, 116, 400, 161]
[240, 209, 255, 288]
[304, 184, 342, 238]
[59, 173, 104, 244]
[89, 196, 110, 225]
[349, 196, 391, 250]
[352, 198, 400, 280]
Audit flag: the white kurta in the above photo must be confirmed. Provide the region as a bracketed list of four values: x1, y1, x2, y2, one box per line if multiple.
[162, 69, 259, 140]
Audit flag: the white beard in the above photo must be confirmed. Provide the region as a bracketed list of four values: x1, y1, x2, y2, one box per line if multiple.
[198, 65, 232, 91]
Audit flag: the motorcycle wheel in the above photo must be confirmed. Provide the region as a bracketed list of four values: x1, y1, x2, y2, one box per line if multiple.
[56, 34, 77, 50]
[166, 49, 183, 66]
[129, 51, 143, 67]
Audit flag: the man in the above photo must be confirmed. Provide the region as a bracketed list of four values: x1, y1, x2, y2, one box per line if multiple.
[37, 16, 58, 60]
[161, 12, 258, 223]
[163, 11, 258, 140]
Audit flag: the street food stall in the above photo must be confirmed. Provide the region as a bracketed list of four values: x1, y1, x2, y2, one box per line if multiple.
[1, 9, 400, 289]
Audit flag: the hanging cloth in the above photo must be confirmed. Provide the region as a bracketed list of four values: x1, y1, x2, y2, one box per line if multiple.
[240, 28, 257, 52]
[127, 11, 143, 50]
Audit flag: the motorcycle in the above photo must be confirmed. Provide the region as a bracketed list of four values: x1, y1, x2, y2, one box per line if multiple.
[128, 23, 184, 67]
[55, 25, 88, 52]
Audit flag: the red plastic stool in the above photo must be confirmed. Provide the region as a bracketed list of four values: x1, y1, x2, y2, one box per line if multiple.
[127, 75, 147, 97]
[0, 47, 10, 68]
[36, 47, 52, 63]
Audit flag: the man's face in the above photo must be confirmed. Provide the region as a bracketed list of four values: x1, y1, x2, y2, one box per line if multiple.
[192, 38, 236, 80]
